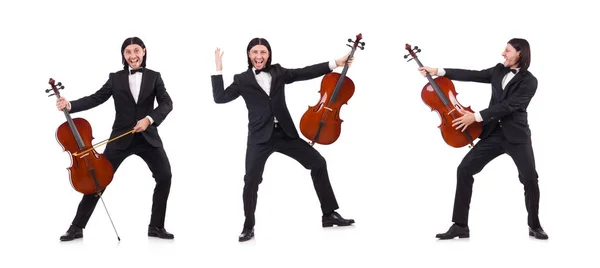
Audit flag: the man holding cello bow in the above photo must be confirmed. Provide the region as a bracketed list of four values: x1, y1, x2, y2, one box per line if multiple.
[211, 37, 355, 242]
[418, 38, 548, 240]
[55, 37, 175, 241]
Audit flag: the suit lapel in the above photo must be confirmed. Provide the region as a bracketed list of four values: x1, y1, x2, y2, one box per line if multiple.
[121, 71, 136, 103]
[491, 67, 508, 99]
[244, 69, 269, 97]
[268, 66, 277, 94]
[501, 71, 525, 100]
[492, 77, 503, 99]
[137, 70, 150, 104]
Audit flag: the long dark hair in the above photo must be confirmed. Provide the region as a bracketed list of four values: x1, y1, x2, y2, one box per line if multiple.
[121, 37, 147, 70]
[246, 37, 272, 69]
[508, 38, 531, 72]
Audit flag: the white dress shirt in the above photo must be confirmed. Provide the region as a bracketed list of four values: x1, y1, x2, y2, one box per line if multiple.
[215, 60, 339, 123]
[437, 67, 518, 122]
[128, 67, 154, 124]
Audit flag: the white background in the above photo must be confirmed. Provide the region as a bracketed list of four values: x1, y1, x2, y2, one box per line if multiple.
[1, 0, 598, 267]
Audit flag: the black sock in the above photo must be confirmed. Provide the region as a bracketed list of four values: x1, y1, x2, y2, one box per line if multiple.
[455, 222, 467, 228]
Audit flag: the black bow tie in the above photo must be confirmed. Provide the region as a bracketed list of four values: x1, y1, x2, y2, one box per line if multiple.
[254, 67, 270, 75]
[130, 68, 144, 75]
[507, 68, 517, 74]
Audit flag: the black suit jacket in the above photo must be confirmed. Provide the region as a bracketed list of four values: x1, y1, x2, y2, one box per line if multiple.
[69, 68, 173, 149]
[211, 62, 332, 144]
[444, 63, 538, 143]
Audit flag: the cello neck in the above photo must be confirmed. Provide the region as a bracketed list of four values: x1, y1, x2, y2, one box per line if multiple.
[329, 47, 356, 102]
[329, 33, 365, 103]
[404, 44, 452, 106]
[47, 78, 87, 150]
[339, 47, 356, 78]
[62, 107, 87, 151]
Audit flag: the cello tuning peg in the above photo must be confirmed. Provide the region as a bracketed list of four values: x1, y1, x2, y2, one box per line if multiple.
[60, 85, 65, 89]
[347, 38, 353, 42]
[56, 82, 62, 86]
[413, 46, 419, 50]
[360, 42, 365, 46]
[404, 54, 409, 59]
[346, 44, 352, 48]
[48, 93, 55, 97]
[45, 89, 52, 93]
[416, 49, 421, 53]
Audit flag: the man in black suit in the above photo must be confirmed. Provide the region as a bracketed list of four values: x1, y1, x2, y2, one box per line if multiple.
[211, 37, 355, 242]
[56, 37, 175, 241]
[419, 38, 548, 240]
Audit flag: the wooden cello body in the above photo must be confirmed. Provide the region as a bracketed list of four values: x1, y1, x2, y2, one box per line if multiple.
[47, 78, 114, 195]
[56, 117, 114, 194]
[404, 44, 482, 148]
[300, 33, 365, 146]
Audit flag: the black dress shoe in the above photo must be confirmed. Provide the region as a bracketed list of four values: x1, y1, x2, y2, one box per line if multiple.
[436, 224, 470, 239]
[60, 225, 83, 242]
[148, 226, 174, 239]
[239, 228, 254, 242]
[529, 227, 548, 240]
[322, 211, 355, 227]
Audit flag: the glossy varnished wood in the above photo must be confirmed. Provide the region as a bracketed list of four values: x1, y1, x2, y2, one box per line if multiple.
[56, 118, 114, 194]
[421, 76, 483, 148]
[300, 72, 355, 145]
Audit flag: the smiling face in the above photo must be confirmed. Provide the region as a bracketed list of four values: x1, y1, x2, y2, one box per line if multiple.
[123, 44, 145, 69]
[502, 43, 520, 69]
[248, 44, 269, 70]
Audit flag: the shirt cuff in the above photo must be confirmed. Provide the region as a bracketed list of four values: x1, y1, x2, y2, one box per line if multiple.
[437, 68, 446, 76]
[474, 111, 483, 122]
[213, 70, 222, 75]
[146, 115, 154, 125]
[329, 60, 337, 70]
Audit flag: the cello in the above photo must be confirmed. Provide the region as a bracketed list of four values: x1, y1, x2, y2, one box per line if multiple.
[300, 33, 365, 146]
[47, 78, 124, 241]
[404, 44, 483, 148]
